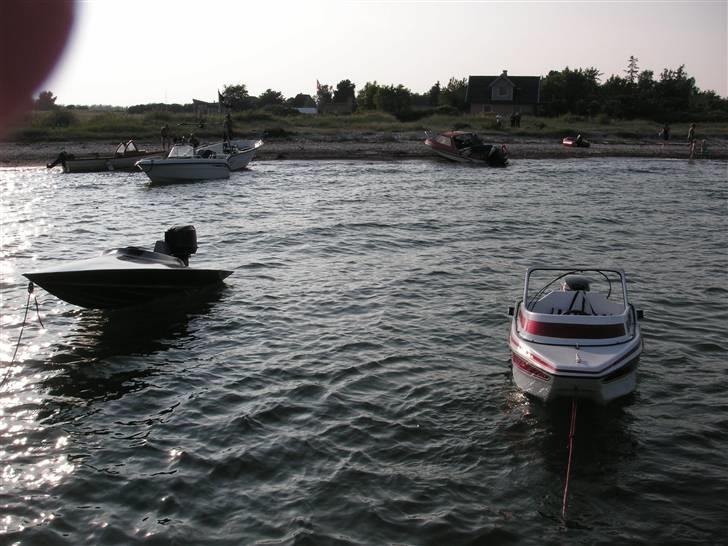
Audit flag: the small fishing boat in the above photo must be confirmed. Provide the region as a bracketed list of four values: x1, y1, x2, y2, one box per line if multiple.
[562, 135, 590, 148]
[136, 143, 230, 184]
[46, 140, 164, 173]
[508, 267, 643, 404]
[197, 139, 264, 171]
[424, 130, 508, 166]
[23, 225, 232, 309]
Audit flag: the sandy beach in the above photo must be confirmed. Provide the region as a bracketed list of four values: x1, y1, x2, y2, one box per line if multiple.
[1, 132, 726, 167]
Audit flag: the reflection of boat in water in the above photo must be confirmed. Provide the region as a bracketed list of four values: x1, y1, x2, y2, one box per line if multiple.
[508, 267, 644, 404]
[424, 130, 509, 166]
[136, 143, 230, 184]
[46, 140, 164, 173]
[196, 139, 264, 171]
[23, 225, 232, 309]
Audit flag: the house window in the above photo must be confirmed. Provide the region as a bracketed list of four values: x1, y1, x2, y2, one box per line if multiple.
[498, 86, 508, 97]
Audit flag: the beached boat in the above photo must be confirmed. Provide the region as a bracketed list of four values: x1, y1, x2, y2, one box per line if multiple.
[46, 140, 164, 173]
[197, 139, 264, 171]
[507, 267, 644, 404]
[135, 143, 230, 184]
[23, 225, 232, 309]
[424, 130, 508, 166]
[562, 136, 590, 148]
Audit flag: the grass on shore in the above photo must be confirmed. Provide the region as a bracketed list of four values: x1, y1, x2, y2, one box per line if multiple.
[7, 109, 728, 143]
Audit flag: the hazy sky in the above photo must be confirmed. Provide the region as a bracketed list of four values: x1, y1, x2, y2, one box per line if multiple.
[44, 0, 727, 106]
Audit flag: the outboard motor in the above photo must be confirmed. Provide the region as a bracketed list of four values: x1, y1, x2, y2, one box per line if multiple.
[562, 275, 591, 291]
[164, 225, 198, 265]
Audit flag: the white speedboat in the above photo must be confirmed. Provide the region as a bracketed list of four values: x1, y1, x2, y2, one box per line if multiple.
[197, 139, 264, 171]
[508, 267, 644, 404]
[136, 143, 230, 184]
[23, 226, 232, 309]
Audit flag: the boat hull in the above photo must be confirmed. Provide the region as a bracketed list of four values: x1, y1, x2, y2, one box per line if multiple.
[136, 159, 230, 184]
[511, 348, 639, 404]
[25, 268, 232, 309]
[63, 153, 163, 173]
[23, 247, 233, 309]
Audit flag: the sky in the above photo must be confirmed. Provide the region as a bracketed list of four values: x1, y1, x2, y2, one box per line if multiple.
[43, 0, 728, 106]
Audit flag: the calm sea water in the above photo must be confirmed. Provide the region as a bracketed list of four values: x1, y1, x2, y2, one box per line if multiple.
[1, 158, 727, 545]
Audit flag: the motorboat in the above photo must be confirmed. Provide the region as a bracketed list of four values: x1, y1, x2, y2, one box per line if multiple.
[197, 139, 264, 171]
[562, 136, 590, 148]
[507, 267, 643, 404]
[47, 140, 164, 173]
[136, 143, 230, 184]
[23, 225, 232, 309]
[424, 130, 508, 166]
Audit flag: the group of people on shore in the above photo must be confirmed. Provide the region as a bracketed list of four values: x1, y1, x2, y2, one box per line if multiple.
[159, 113, 235, 151]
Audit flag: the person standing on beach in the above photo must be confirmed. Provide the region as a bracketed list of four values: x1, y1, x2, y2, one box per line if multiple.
[223, 113, 233, 144]
[160, 123, 170, 150]
[688, 123, 696, 159]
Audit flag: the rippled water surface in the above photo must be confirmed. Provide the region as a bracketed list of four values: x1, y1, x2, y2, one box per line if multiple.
[1, 158, 727, 544]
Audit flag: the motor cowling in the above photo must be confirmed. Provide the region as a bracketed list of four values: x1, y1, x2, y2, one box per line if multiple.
[164, 225, 198, 265]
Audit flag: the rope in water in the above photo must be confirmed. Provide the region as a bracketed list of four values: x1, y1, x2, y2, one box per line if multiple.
[0, 282, 44, 390]
[562, 398, 578, 520]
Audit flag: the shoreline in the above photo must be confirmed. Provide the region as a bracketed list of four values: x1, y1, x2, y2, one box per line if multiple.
[1, 134, 725, 167]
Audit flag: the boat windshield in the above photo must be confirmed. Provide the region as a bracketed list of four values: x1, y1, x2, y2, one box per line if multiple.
[524, 268, 628, 312]
[125, 140, 138, 153]
[167, 144, 195, 158]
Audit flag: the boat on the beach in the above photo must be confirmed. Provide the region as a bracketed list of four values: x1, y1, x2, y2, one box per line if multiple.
[562, 136, 590, 148]
[135, 143, 230, 184]
[424, 130, 508, 166]
[23, 225, 232, 309]
[196, 138, 264, 171]
[46, 140, 164, 173]
[507, 267, 643, 404]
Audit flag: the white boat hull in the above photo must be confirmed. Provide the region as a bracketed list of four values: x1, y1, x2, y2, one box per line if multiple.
[136, 158, 230, 184]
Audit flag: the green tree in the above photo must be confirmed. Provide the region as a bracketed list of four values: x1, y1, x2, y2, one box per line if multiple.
[258, 89, 285, 107]
[356, 81, 380, 110]
[221, 84, 251, 110]
[316, 83, 333, 106]
[625, 55, 639, 84]
[439, 77, 468, 111]
[35, 90, 57, 110]
[333, 79, 356, 104]
[374, 84, 411, 116]
[428, 81, 441, 107]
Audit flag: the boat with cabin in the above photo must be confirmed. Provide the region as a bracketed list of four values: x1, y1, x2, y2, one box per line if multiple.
[135, 143, 230, 184]
[424, 130, 509, 166]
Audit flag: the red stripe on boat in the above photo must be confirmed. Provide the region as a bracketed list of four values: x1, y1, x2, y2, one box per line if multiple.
[518, 311, 625, 339]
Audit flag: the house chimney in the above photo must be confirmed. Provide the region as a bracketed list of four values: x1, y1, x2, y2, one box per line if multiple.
[502, 70, 508, 77]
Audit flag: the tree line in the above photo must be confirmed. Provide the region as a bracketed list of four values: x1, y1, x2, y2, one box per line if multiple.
[37, 57, 727, 122]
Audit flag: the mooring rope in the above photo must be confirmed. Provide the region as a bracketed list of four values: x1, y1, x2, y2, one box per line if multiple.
[0, 282, 43, 390]
[562, 398, 578, 520]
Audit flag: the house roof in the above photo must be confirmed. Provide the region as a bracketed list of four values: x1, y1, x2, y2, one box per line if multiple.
[466, 74, 541, 104]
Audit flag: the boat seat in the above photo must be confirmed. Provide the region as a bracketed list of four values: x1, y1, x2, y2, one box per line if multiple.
[532, 291, 624, 316]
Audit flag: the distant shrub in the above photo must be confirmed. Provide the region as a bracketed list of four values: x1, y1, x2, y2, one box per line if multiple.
[394, 109, 433, 122]
[453, 122, 471, 130]
[263, 127, 292, 138]
[263, 104, 300, 117]
[144, 111, 172, 122]
[42, 109, 77, 128]
[597, 114, 612, 125]
[434, 105, 460, 116]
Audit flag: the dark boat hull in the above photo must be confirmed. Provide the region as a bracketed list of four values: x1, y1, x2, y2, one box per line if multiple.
[25, 268, 232, 309]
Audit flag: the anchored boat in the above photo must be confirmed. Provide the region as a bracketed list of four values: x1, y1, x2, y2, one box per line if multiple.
[508, 267, 643, 404]
[23, 226, 232, 309]
[136, 143, 230, 184]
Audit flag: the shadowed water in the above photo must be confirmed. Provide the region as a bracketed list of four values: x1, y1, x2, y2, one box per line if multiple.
[1, 158, 726, 544]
